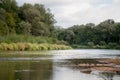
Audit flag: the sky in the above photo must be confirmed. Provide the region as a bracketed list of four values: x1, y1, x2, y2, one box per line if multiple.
[16, 0, 120, 28]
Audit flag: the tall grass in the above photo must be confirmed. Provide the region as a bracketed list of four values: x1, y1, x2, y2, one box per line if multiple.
[0, 43, 72, 51]
[0, 35, 71, 51]
[0, 34, 67, 44]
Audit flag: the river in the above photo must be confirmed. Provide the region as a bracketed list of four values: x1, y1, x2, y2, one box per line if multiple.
[0, 49, 120, 80]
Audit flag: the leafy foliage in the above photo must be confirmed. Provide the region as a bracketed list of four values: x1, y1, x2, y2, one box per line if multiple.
[0, 0, 55, 36]
[57, 19, 120, 49]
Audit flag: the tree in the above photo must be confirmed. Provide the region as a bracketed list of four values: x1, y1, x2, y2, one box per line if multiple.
[6, 12, 16, 33]
[114, 23, 120, 43]
[0, 0, 19, 34]
[31, 21, 49, 36]
[57, 19, 119, 47]
[96, 19, 115, 43]
[20, 3, 55, 36]
[18, 21, 31, 35]
[0, 0, 17, 12]
[86, 23, 95, 28]
[34, 4, 56, 36]
[0, 21, 9, 35]
[21, 4, 41, 23]
[0, 8, 6, 21]
[58, 29, 75, 44]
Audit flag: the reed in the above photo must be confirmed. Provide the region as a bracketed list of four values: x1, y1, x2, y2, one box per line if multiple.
[0, 43, 72, 51]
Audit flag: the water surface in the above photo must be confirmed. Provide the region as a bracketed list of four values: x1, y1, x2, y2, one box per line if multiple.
[0, 49, 120, 80]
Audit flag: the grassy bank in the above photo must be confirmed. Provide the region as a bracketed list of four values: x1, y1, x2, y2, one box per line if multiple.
[71, 44, 120, 49]
[0, 43, 72, 51]
[0, 35, 72, 51]
[0, 35, 67, 44]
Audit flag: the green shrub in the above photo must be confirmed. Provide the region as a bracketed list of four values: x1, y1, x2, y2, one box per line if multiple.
[87, 42, 94, 46]
[107, 42, 117, 49]
[99, 41, 106, 45]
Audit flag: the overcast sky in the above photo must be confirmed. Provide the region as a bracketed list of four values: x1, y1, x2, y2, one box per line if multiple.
[16, 0, 120, 28]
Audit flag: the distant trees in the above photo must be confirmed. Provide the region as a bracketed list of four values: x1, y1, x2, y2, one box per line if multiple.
[57, 19, 120, 47]
[57, 29, 75, 44]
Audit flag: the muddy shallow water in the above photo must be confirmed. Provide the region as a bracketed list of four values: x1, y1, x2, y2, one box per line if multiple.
[0, 49, 120, 80]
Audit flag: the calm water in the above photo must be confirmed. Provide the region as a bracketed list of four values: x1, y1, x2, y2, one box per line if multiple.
[0, 49, 120, 80]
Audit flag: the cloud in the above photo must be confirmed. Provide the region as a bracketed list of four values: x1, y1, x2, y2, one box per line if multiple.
[16, 0, 120, 28]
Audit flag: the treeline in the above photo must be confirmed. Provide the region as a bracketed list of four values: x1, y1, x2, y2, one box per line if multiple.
[57, 19, 120, 49]
[0, 0, 55, 36]
[0, 0, 72, 50]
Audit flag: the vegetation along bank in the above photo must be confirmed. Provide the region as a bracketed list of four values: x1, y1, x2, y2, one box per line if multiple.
[0, 0, 120, 50]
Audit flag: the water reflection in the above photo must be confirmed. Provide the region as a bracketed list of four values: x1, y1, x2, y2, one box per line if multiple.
[61, 59, 120, 80]
[97, 72, 115, 80]
[0, 61, 53, 80]
[53, 66, 102, 80]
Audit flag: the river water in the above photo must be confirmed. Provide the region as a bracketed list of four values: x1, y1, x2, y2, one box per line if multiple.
[0, 49, 120, 80]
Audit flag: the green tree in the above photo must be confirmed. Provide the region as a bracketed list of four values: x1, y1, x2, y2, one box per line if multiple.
[0, 0, 17, 12]
[20, 3, 55, 36]
[6, 12, 16, 33]
[0, 21, 9, 35]
[18, 21, 31, 35]
[96, 19, 115, 43]
[0, 0, 19, 34]
[58, 29, 75, 44]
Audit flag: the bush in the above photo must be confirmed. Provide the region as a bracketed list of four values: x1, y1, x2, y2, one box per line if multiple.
[87, 42, 94, 46]
[99, 41, 106, 45]
[107, 42, 117, 49]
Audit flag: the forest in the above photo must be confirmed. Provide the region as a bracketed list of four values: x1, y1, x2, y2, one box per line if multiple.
[57, 19, 120, 49]
[0, 0, 120, 50]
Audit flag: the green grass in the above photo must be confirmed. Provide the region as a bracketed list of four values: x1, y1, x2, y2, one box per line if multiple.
[0, 35, 72, 51]
[0, 34, 67, 44]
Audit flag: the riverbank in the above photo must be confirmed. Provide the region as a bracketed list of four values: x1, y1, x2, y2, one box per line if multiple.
[0, 43, 72, 51]
[0, 35, 72, 51]
[71, 44, 120, 50]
